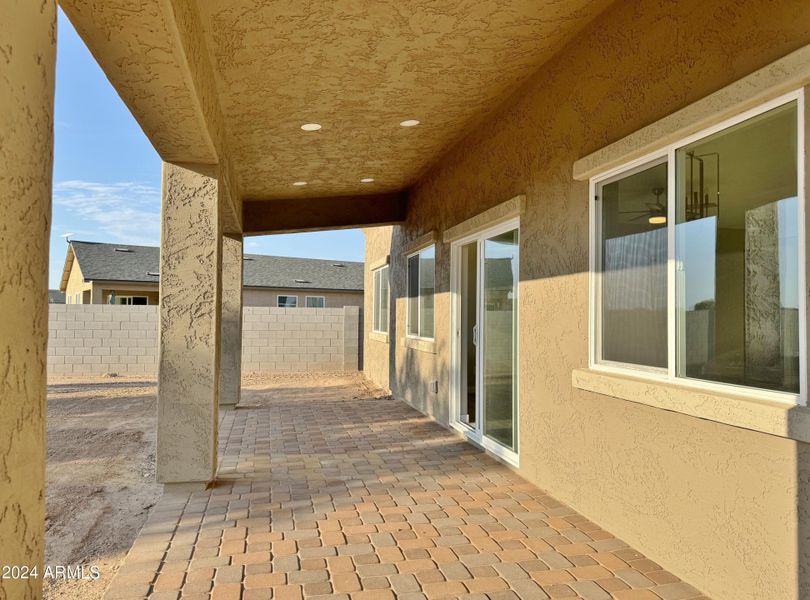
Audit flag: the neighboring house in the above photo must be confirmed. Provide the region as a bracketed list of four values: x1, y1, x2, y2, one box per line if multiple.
[47, 289, 65, 304]
[59, 241, 363, 308]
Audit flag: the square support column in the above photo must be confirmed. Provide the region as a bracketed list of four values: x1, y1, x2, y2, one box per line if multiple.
[0, 2, 56, 599]
[157, 163, 222, 485]
[219, 234, 243, 408]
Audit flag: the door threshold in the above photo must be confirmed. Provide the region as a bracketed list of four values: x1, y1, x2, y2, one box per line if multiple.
[451, 421, 519, 467]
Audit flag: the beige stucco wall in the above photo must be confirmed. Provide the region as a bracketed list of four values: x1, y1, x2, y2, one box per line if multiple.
[363, 1, 810, 598]
[0, 2, 56, 599]
[243, 287, 362, 308]
[363, 227, 393, 393]
[64, 259, 91, 303]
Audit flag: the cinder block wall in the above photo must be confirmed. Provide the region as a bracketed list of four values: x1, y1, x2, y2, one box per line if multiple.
[240, 306, 359, 373]
[47, 305, 360, 377]
[48, 305, 157, 376]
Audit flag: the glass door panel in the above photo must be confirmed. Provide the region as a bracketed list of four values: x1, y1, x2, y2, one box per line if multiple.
[459, 242, 477, 426]
[482, 229, 519, 450]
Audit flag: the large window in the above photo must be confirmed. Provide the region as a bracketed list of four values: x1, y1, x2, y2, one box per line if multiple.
[372, 265, 389, 334]
[592, 94, 803, 398]
[407, 246, 435, 339]
[305, 296, 325, 308]
[277, 295, 298, 308]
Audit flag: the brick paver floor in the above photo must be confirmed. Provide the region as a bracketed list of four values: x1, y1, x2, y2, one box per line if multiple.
[103, 375, 709, 600]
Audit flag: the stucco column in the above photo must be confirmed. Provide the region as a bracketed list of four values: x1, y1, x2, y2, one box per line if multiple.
[0, 2, 56, 598]
[157, 163, 222, 485]
[219, 234, 243, 407]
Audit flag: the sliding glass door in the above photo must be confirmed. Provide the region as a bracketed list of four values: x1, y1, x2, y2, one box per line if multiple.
[482, 229, 519, 449]
[452, 220, 519, 463]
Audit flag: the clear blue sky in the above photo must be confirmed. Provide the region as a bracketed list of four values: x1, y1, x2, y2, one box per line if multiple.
[50, 8, 365, 289]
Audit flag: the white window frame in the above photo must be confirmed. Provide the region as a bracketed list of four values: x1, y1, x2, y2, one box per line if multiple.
[305, 295, 326, 308]
[406, 244, 436, 341]
[372, 265, 390, 335]
[277, 295, 298, 308]
[589, 89, 806, 405]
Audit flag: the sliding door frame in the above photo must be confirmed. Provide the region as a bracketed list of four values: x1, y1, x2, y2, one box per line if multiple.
[449, 216, 520, 467]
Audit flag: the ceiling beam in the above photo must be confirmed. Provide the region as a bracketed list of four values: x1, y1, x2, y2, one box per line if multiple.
[60, 0, 243, 234]
[243, 192, 408, 235]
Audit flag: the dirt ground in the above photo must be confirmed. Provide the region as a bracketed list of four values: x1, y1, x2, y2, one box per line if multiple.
[45, 377, 160, 600]
[44, 372, 378, 600]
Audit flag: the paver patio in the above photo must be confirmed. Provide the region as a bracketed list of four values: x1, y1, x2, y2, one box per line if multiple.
[102, 375, 708, 600]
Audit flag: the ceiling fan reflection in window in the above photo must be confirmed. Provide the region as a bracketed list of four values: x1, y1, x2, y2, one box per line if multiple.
[619, 186, 667, 225]
[619, 152, 720, 225]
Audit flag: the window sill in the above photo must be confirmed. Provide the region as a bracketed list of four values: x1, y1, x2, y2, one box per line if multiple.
[572, 368, 810, 443]
[369, 331, 389, 343]
[402, 336, 436, 354]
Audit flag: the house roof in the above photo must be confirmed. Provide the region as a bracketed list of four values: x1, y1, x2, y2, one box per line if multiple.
[61, 241, 364, 292]
[48, 289, 66, 304]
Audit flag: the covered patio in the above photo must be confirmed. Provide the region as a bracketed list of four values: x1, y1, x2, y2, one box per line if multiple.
[5, 0, 810, 599]
[103, 375, 705, 600]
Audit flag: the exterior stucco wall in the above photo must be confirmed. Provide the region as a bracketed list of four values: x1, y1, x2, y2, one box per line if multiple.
[0, 2, 56, 599]
[363, 227, 393, 392]
[243, 287, 362, 308]
[363, 1, 810, 598]
[64, 259, 90, 303]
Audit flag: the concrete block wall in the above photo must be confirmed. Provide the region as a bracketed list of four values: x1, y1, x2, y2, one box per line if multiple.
[241, 307, 356, 373]
[47, 305, 360, 377]
[47, 305, 158, 376]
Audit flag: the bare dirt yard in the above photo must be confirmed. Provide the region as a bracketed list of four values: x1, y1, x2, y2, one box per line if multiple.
[44, 372, 379, 600]
[45, 377, 160, 600]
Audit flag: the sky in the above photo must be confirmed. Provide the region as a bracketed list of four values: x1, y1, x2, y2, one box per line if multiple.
[50, 8, 365, 289]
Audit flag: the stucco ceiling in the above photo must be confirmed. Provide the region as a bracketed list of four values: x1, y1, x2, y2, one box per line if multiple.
[61, 0, 614, 201]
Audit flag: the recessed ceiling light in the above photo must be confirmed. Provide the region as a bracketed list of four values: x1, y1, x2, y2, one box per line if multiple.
[292, 181, 308, 187]
[400, 119, 420, 127]
[301, 123, 322, 132]
[360, 178, 375, 183]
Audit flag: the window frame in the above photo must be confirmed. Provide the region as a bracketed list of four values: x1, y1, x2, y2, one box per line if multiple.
[406, 244, 436, 341]
[305, 295, 326, 308]
[372, 264, 390, 335]
[277, 295, 298, 308]
[589, 89, 806, 405]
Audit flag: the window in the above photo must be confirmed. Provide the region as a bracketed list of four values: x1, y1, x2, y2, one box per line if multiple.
[277, 295, 298, 308]
[305, 296, 325, 308]
[407, 246, 435, 339]
[75, 293, 81, 304]
[372, 265, 389, 334]
[592, 93, 803, 398]
[116, 296, 148, 306]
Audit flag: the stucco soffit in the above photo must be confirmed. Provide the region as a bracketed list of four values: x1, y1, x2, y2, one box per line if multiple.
[59, 0, 217, 165]
[573, 43, 810, 181]
[443, 195, 526, 244]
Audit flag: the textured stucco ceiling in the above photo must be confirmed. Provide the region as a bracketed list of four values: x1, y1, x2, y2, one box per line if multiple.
[61, 0, 614, 201]
[198, 0, 613, 199]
